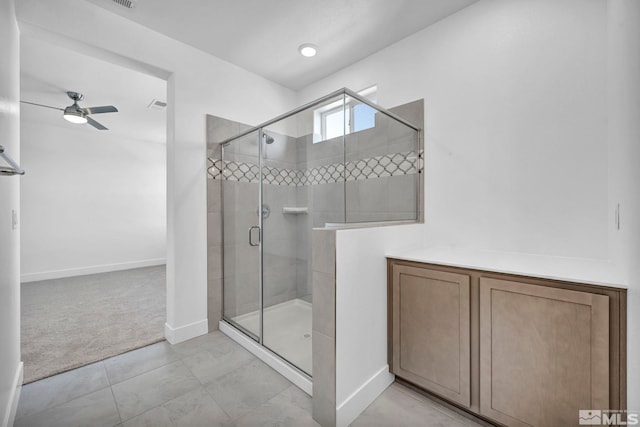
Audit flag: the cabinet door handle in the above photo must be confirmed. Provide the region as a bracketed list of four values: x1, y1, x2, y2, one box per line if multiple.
[248, 225, 260, 247]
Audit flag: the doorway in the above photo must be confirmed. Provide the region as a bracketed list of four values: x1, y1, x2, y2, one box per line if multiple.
[19, 34, 168, 383]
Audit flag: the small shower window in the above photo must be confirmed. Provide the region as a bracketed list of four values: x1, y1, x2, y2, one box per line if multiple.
[313, 85, 377, 143]
[322, 106, 345, 140]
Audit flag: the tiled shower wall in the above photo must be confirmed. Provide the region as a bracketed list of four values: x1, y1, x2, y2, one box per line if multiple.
[206, 99, 424, 326]
[344, 103, 422, 223]
[206, 117, 252, 330]
[262, 133, 306, 308]
[208, 125, 307, 322]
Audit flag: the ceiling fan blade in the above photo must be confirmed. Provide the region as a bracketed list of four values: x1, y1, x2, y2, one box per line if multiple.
[82, 105, 118, 115]
[87, 116, 108, 130]
[20, 100, 64, 111]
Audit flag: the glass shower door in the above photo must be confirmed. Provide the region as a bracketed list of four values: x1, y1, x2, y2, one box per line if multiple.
[260, 124, 313, 375]
[260, 93, 346, 376]
[222, 130, 262, 341]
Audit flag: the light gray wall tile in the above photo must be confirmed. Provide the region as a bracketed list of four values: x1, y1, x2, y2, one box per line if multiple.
[296, 258, 311, 299]
[304, 154, 344, 171]
[263, 248, 299, 307]
[206, 114, 253, 146]
[207, 245, 222, 279]
[311, 230, 335, 275]
[312, 271, 335, 339]
[208, 311, 221, 332]
[312, 332, 335, 427]
[262, 131, 299, 165]
[304, 137, 343, 163]
[311, 183, 345, 215]
[208, 115, 256, 335]
[223, 265, 260, 318]
[387, 174, 418, 214]
[207, 179, 221, 212]
[346, 178, 389, 215]
[208, 275, 223, 328]
[311, 211, 345, 229]
[388, 99, 424, 130]
[207, 212, 222, 246]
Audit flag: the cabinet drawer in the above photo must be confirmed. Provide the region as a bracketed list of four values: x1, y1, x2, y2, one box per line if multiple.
[391, 265, 471, 407]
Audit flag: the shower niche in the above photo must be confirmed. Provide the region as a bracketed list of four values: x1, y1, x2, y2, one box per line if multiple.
[206, 88, 422, 391]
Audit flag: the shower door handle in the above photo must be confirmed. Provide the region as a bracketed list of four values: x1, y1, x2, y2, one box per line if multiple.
[248, 225, 261, 247]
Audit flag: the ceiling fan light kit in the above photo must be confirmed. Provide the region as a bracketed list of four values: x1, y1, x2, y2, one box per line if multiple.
[63, 108, 88, 124]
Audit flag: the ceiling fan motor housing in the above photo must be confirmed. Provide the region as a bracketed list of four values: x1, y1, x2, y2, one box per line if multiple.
[67, 91, 84, 102]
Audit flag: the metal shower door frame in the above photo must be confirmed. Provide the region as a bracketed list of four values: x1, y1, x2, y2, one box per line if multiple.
[219, 86, 422, 353]
[219, 130, 265, 344]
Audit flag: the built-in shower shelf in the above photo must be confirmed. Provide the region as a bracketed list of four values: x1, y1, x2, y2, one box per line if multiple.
[282, 207, 309, 215]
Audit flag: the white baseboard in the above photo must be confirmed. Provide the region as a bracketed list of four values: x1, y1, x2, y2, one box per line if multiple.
[2, 361, 23, 427]
[20, 258, 166, 283]
[219, 320, 313, 396]
[336, 365, 394, 427]
[165, 319, 208, 344]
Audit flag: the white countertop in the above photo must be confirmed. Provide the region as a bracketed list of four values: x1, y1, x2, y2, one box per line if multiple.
[386, 247, 627, 289]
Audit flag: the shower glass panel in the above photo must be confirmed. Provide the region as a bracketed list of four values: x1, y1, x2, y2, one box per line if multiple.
[261, 94, 346, 375]
[344, 94, 420, 223]
[217, 88, 421, 381]
[222, 130, 261, 340]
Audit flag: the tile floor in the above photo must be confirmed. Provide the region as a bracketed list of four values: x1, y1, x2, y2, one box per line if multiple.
[15, 331, 483, 427]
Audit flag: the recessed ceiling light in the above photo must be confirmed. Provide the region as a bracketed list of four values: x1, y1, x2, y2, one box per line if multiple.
[298, 43, 317, 57]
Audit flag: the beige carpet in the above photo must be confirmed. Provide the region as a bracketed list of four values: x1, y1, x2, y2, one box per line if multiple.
[21, 265, 166, 384]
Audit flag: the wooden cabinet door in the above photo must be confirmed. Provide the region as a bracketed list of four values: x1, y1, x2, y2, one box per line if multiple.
[479, 277, 609, 427]
[391, 265, 471, 407]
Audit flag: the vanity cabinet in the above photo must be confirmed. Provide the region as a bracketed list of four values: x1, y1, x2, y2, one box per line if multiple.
[387, 259, 626, 427]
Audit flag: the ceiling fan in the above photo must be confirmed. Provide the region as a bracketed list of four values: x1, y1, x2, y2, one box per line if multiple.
[21, 91, 118, 130]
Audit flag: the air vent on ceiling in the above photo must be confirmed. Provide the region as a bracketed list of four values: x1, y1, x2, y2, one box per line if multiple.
[147, 99, 167, 110]
[112, 0, 136, 9]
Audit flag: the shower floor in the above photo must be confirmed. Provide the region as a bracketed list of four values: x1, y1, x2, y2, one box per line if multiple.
[232, 298, 312, 375]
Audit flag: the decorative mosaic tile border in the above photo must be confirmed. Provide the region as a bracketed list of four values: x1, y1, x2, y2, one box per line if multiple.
[207, 151, 420, 185]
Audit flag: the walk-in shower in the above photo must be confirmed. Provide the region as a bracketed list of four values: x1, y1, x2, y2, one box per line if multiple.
[208, 88, 421, 389]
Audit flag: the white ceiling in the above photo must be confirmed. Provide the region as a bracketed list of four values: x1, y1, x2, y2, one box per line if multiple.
[20, 0, 477, 143]
[20, 36, 167, 144]
[84, 0, 479, 90]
